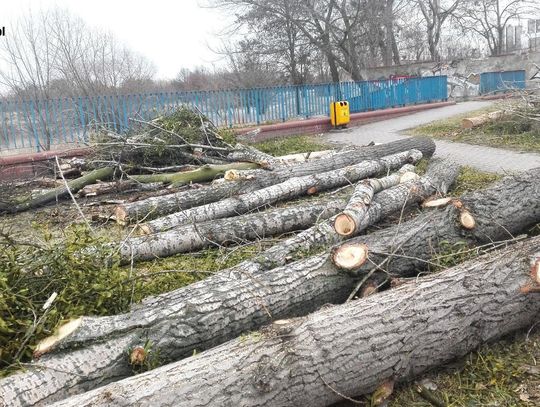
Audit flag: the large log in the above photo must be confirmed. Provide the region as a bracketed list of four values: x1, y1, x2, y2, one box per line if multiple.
[2, 168, 539, 407]
[114, 137, 436, 224]
[120, 166, 415, 262]
[51, 236, 540, 407]
[139, 149, 423, 233]
[461, 110, 504, 129]
[120, 197, 347, 262]
[254, 158, 458, 271]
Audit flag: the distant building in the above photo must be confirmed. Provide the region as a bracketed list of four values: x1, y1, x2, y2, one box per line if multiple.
[527, 19, 540, 50]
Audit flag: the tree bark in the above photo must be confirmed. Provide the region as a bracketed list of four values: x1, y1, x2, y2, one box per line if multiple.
[333, 164, 418, 237]
[226, 143, 278, 169]
[9, 166, 115, 213]
[127, 162, 259, 186]
[114, 137, 436, 224]
[78, 181, 162, 198]
[139, 150, 423, 234]
[120, 197, 347, 263]
[2, 168, 538, 407]
[52, 236, 540, 407]
[255, 159, 459, 271]
[461, 111, 504, 129]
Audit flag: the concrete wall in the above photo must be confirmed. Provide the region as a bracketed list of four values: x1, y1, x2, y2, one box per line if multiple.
[361, 51, 540, 98]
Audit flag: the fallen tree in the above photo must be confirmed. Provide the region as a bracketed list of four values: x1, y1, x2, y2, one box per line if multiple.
[114, 137, 436, 224]
[120, 165, 416, 262]
[51, 235, 540, 407]
[139, 149, 423, 233]
[7, 165, 539, 407]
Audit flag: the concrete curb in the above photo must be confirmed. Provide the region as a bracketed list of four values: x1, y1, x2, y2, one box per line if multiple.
[235, 101, 456, 142]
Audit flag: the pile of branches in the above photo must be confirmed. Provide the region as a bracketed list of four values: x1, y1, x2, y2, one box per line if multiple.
[1, 135, 540, 407]
[92, 106, 236, 168]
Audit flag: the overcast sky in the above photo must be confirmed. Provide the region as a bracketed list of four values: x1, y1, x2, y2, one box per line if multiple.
[1, 0, 233, 79]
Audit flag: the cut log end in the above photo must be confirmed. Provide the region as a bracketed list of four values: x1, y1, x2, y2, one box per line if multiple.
[114, 206, 129, 226]
[334, 213, 357, 237]
[332, 243, 369, 270]
[307, 186, 318, 195]
[34, 317, 83, 358]
[400, 171, 420, 183]
[223, 170, 239, 181]
[531, 259, 540, 284]
[459, 211, 476, 230]
[422, 197, 453, 208]
[136, 224, 154, 236]
[130, 346, 147, 365]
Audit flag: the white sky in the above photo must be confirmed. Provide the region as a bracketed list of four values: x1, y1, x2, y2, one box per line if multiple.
[1, 0, 233, 79]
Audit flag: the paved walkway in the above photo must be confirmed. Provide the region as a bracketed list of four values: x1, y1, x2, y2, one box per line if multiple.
[324, 101, 540, 173]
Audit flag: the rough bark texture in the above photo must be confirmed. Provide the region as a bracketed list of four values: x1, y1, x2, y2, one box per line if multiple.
[141, 150, 423, 233]
[255, 159, 459, 271]
[227, 143, 278, 169]
[120, 198, 347, 262]
[52, 237, 540, 407]
[78, 181, 162, 197]
[10, 166, 115, 212]
[2, 168, 538, 407]
[114, 137, 436, 224]
[334, 164, 417, 236]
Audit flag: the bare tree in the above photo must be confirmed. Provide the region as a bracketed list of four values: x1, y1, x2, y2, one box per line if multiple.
[417, 0, 461, 61]
[456, 0, 539, 56]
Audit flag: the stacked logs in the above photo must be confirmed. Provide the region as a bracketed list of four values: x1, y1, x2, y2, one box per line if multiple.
[2, 136, 540, 407]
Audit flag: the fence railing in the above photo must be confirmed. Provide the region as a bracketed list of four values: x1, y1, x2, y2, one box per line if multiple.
[0, 76, 448, 153]
[479, 70, 526, 95]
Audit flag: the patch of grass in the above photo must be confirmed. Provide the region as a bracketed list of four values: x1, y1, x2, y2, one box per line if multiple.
[250, 135, 329, 157]
[409, 106, 540, 153]
[390, 330, 540, 406]
[451, 166, 502, 196]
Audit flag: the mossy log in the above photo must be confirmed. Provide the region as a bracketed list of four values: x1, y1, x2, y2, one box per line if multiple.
[2, 168, 539, 406]
[127, 162, 259, 186]
[114, 137, 436, 224]
[51, 236, 540, 407]
[10, 166, 115, 212]
[139, 150, 423, 233]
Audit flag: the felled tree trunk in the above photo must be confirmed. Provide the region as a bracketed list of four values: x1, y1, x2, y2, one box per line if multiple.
[139, 150, 423, 233]
[254, 159, 459, 271]
[51, 236, 540, 407]
[120, 197, 347, 262]
[227, 143, 278, 169]
[10, 166, 115, 213]
[114, 137, 436, 224]
[121, 165, 416, 262]
[78, 181, 162, 197]
[127, 162, 259, 186]
[2, 168, 539, 407]
[461, 110, 504, 129]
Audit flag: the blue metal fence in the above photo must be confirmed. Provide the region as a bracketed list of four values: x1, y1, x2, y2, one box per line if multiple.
[0, 76, 447, 153]
[479, 70, 526, 95]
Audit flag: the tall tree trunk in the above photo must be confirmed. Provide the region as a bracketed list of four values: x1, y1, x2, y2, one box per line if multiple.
[52, 236, 540, 407]
[4, 167, 537, 407]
